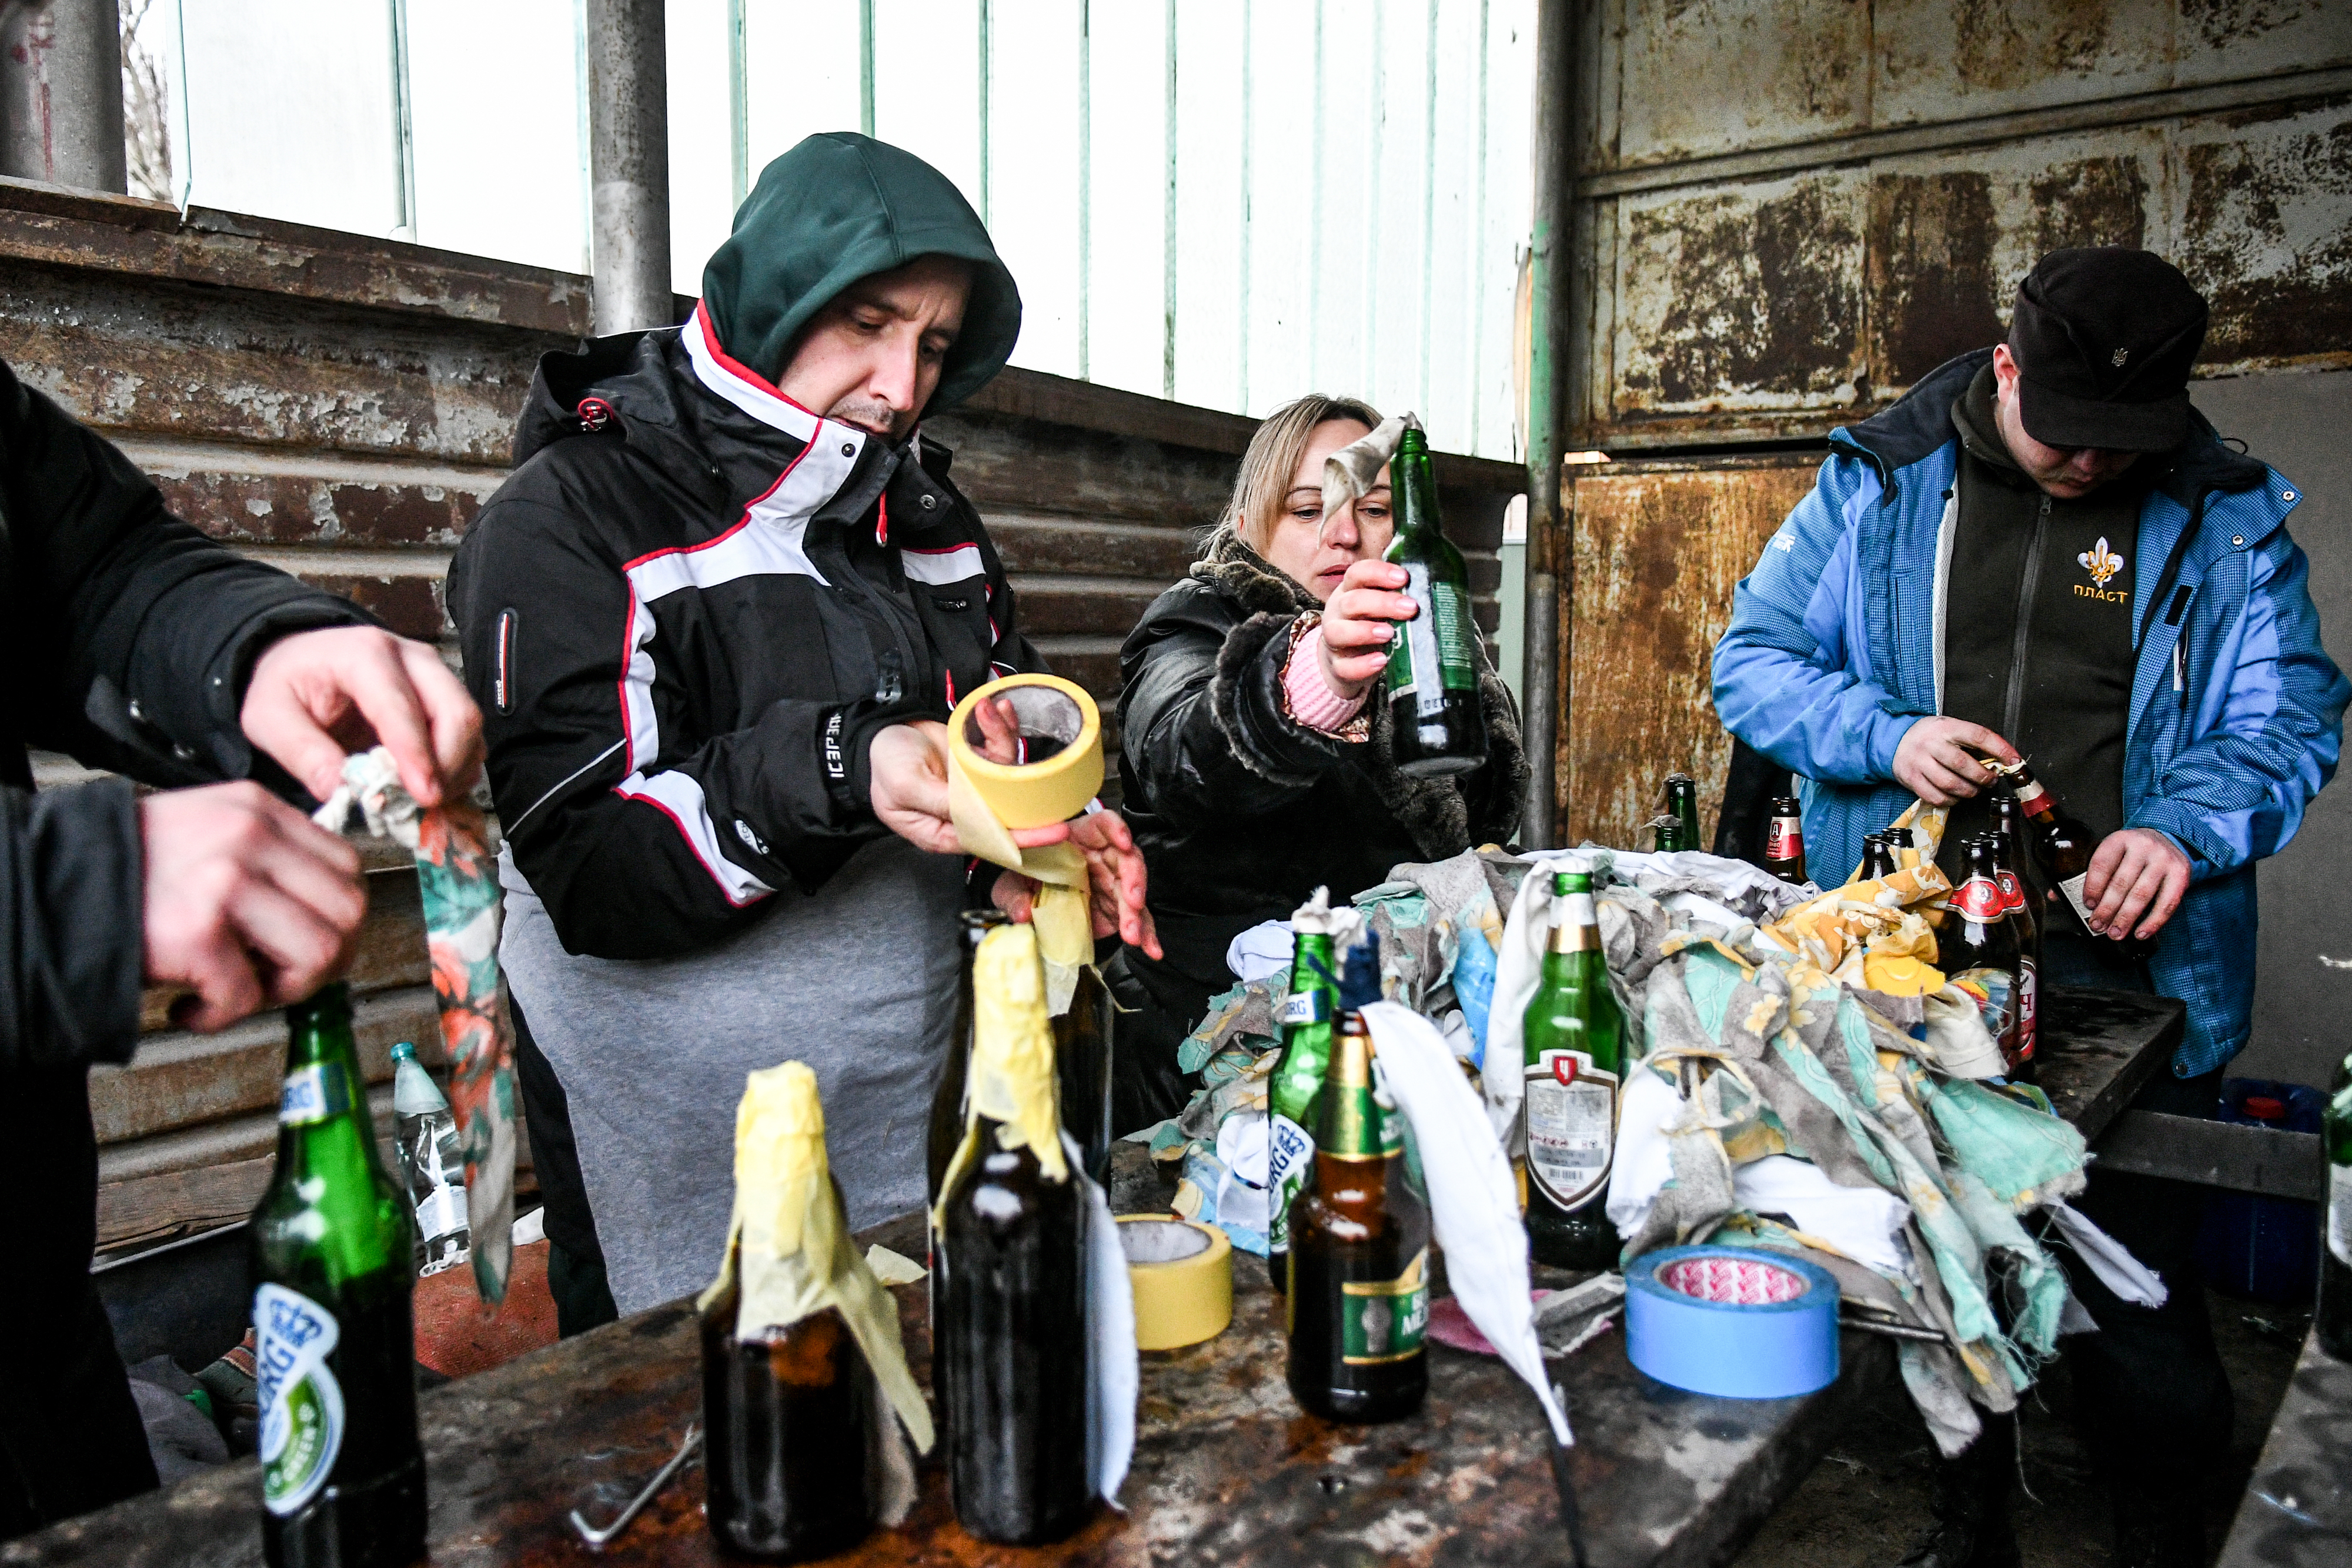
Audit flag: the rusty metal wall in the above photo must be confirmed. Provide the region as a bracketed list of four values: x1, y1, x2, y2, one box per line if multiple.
[1559, 457, 1818, 851]
[0, 179, 1518, 1253]
[1569, 0, 2352, 449]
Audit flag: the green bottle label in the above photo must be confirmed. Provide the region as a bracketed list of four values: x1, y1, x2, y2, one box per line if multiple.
[1341, 1248, 1429, 1365]
[1279, 990, 1329, 1027]
[1387, 567, 1479, 716]
[1267, 1112, 1314, 1253]
[2331, 1164, 2352, 1269]
[255, 1283, 344, 1516]
[278, 1062, 352, 1127]
[1524, 1051, 1618, 1209]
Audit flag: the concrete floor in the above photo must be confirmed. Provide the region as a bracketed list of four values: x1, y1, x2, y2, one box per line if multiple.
[1732, 1292, 2308, 1567]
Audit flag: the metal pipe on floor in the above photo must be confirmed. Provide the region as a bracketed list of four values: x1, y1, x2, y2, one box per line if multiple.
[1519, 0, 1578, 850]
[586, 0, 674, 335]
[0, 0, 126, 193]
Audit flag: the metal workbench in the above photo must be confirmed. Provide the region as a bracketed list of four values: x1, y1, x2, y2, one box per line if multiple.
[5, 987, 2181, 1568]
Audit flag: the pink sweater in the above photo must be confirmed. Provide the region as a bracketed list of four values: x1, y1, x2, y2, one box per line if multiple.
[1282, 623, 1368, 734]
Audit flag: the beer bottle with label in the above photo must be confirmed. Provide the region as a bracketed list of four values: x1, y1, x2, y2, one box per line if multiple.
[2320, 1054, 2352, 1360]
[1267, 924, 1342, 1297]
[1949, 839, 2024, 1056]
[1986, 804, 2042, 1078]
[2009, 763, 2158, 961]
[936, 923, 1093, 1544]
[1285, 941, 1431, 1423]
[1664, 774, 1703, 855]
[1520, 870, 1624, 1271]
[1763, 796, 1808, 885]
[250, 982, 426, 1568]
[1382, 425, 1487, 777]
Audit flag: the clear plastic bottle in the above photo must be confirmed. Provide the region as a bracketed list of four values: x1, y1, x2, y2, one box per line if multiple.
[389, 1042, 470, 1278]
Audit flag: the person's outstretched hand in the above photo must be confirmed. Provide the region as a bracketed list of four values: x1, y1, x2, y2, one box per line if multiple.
[992, 808, 1161, 958]
[868, 721, 1072, 856]
[1893, 717, 2019, 805]
[243, 626, 483, 807]
[142, 783, 368, 1032]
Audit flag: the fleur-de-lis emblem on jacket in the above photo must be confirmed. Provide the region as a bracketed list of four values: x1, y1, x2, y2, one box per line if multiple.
[2079, 537, 2123, 588]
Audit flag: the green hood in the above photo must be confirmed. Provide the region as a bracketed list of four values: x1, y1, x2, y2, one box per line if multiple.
[701, 133, 1022, 415]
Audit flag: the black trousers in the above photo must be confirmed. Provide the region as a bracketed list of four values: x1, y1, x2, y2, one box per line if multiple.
[509, 1000, 618, 1339]
[2042, 935, 2233, 1490]
[0, 1065, 157, 1540]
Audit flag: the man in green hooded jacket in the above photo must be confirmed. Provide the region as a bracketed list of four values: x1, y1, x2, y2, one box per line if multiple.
[448, 135, 1153, 1325]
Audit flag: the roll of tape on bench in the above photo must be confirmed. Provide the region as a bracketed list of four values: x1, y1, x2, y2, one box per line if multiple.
[946, 673, 1103, 828]
[1117, 1216, 1232, 1351]
[1624, 1246, 1840, 1399]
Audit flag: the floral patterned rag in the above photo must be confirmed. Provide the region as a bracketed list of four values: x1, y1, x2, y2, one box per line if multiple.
[314, 748, 519, 1304]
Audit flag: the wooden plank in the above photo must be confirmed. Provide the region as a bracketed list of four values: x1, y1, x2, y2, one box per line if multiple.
[2218, 1328, 2352, 1568]
[2093, 1111, 2323, 1201]
[1560, 460, 1818, 850]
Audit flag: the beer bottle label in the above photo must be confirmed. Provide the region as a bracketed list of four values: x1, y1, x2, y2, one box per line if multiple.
[1522, 1051, 1618, 1209]
[2057, 872, 2099, 931]
[1279, 990, 1329, 1027]
[1341, 1248, 1429, 1365]
[1266, 1112, 1314, 1253]
[1371, 1058, 1406, 1157]
[1386, 566, 1479, 717]
[1953, 874, 2006, 924]
[255, 1283, 345, 1517]
[2016, 958, 2037, 1062]
[1994, 870, 2025, 914]
[2331, 1165, 2352, 1269]
[278, 1062, 352, 1127]
[1766, 817, 1803, 861]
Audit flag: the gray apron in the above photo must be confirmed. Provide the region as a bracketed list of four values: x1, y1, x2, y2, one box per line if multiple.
[499, 835, 965, 1315]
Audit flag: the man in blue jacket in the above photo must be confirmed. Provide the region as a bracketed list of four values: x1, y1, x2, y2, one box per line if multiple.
[1715, 248, 2347, 1568]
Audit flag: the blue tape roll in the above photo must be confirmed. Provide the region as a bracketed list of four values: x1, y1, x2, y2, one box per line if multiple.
[1623, 1246, 1841, 1400]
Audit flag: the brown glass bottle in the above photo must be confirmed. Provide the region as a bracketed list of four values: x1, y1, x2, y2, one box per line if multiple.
[2009, 763, 2157, 961]
[938, 1121, 1093, 1544]
[701, 1239, 875, 1562]
[1762, 796, 1808, 885]
[1286, 942, 1431, 1423]
[1862, 832, 1898, 880]
[1949, 838, 2024, 1055]
[1054, 964, 1114, 1185]
[928, 910, 1008, 1204]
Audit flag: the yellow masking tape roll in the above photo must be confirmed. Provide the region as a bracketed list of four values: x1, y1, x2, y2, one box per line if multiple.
[1118, 1215, 1234, 1352]
[946, 674, 1104, 830]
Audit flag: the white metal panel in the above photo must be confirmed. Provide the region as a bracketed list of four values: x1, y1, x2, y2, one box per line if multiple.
[1084, 1, 1171, 397]
[1241, 0, 1318, 416]
[175, 0, 403, 239]
[990, 0, 1085, 379]
[1368, 0, 1436, 427]
[873, 0, 984, 217]
[405, 0, 587, 273]
[1474, 0, 1535, 457]
[1310, 4, 1374, 400]
[666, 0, 737, 295]
[1418, 0, 1484, 454]
[1170, 0, 1247, 413]
[741, 2, 862, 174]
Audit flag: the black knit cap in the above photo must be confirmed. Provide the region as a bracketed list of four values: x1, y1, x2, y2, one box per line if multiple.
[2007, 248, 2207, 453]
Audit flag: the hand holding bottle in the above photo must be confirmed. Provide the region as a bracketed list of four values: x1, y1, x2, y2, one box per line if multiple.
[1892, 717, 2020, 804]
[2080, 827, 2191, 941]
[1317, 559, 1419, 699]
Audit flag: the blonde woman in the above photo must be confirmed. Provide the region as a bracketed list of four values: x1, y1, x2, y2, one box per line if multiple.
[1104, 395, 1525, 1126]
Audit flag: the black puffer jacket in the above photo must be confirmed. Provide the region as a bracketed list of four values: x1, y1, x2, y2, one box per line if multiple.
[1108, 526, 1525, 1123]
[0, 357, 374, 1534]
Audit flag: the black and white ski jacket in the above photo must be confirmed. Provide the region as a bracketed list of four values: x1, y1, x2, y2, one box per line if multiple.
[448, 305, 1042, 960]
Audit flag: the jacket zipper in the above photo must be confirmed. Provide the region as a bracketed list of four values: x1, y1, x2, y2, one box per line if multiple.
[2000, 494, 2052, 743]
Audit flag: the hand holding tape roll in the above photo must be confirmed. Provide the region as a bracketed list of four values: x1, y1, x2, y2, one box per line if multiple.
[945, 674, 1103, 1012]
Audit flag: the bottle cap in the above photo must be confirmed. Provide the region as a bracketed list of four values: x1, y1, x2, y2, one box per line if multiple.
[1336, 938, 1384, 1012]
[390, 1041, 416, 1062]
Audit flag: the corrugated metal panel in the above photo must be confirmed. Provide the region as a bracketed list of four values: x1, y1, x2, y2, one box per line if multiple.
[1556, 457, 1818, 851]
[1573, 2, 2352, 446]
[0, 180, 1520, 1252]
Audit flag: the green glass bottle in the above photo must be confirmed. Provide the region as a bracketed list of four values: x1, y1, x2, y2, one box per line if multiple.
[1665, 774, 1703, 853]
[1381, 426, 1487, 778]
[1521, 871, 1624, 1271]
[1285, 941, 1431, 1422]
[1650, 815, 1687, 854]
[1266, 928, 1341, 1296]
[2320, 1055, 2352, 1361]
[250, 983, 427, 1568]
